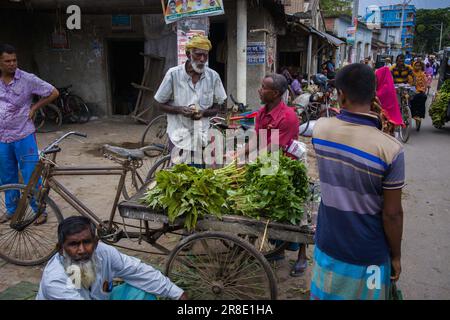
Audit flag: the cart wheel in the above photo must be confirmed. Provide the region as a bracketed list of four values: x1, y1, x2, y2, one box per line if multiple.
[165, 231, 278, 300]
[236, 234, 289, 259]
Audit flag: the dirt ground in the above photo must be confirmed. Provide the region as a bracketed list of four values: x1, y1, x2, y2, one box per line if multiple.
[0, 117, 318, 300]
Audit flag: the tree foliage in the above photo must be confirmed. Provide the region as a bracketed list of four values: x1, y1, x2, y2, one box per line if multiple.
[414, 7, 450, 54]
[320, 0, 352, 17]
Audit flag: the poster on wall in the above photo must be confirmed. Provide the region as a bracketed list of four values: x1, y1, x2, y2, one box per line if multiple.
[247, 42, 266, 65]
[163, 0, 225, 24]
[177, 18, 210, 65]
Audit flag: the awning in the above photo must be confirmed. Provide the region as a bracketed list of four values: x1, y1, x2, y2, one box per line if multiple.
[310, 28, 345, 47]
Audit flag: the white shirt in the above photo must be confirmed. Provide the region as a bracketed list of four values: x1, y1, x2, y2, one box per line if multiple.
[154, 63, 227, 151]
[36, 242, 184, 300]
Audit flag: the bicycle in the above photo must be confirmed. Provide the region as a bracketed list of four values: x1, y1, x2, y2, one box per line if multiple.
[140, 94, 249, 157]
[394, 84, 414, 143]
[0, 131, 159, 265]
[33, 85, 90, 132]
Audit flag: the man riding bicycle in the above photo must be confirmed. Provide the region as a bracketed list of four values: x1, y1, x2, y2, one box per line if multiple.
[390, 54, 414, 85]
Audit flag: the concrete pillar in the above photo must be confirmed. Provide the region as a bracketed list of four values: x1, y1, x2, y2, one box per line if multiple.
[236, 0, 247, 104]
[307, 33, 312, 82]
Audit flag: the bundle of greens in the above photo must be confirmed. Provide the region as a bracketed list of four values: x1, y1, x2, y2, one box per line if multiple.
[429, 80, 450, 129]
[228, 153, 309, 224]
[142, 162, 245, 231]
[142, 153, 309, 230]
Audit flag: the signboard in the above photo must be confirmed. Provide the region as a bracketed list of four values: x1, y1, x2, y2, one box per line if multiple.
[177, 18, 209, 65]
[163, 0, 225, 24]
[247, 42, 266, 65]
[346, 26, 356, 45]
[112, 15, 132, 29]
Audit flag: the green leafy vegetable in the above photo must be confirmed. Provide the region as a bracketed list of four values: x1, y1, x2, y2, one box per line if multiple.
[142, 153, 309, 230]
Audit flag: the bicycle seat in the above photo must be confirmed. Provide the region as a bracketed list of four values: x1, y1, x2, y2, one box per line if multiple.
[103, 144, 145, 160]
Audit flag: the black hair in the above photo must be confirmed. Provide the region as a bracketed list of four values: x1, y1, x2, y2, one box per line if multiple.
[265, 73, 288, 97]
[335, 63, 375, 105]
[58, 216, 96, 246]
[396, 54, 405, 62]
[0, 43, 16, 56]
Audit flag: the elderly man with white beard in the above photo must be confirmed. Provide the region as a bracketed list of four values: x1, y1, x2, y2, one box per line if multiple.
[154, 34, 227, 167]
[36, 216, 188, 300]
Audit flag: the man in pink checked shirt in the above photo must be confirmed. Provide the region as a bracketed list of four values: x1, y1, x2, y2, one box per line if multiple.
[0, 43, 59, 224]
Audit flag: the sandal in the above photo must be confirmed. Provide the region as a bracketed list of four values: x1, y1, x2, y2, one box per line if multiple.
[290, 260, 308, 277]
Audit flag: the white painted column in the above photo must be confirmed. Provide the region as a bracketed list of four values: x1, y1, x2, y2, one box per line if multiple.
[307, 34, 313, 82]
[236, 0, 247, 104]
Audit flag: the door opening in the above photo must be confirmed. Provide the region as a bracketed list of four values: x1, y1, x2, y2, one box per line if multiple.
[209, 22, 227, 86]
[108, 40, 144, 115]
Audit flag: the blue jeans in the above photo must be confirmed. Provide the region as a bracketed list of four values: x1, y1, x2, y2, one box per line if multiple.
[0, 133, 41, 216]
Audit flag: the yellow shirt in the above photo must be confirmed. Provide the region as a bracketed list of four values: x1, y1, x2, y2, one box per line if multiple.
[390, 64, 414, 85]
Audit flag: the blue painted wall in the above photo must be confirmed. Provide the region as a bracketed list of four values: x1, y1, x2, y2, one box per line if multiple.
[379, 4, 416, 50]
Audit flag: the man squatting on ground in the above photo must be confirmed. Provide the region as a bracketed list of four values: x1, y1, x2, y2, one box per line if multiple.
[37, 216, 188, 300]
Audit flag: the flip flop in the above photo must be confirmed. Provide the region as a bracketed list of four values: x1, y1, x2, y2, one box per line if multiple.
[290, 260, 308, 277]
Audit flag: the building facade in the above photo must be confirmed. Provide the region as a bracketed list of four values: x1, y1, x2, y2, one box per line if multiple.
[379, 4, 416, 53]
[0, 0, 287, 115]
[325, 15, 373, 67]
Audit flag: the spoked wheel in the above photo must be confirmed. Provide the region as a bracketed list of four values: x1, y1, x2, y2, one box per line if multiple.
[145, 155, 172, 182]
[34, 104, 63, 133]
[122, 154, 172, 200]
[0, 184, 63, 266]
[243, 234, 289, 259]
[140, 115, 169, 157]
[165, 231, 278, 300]
[307, 102, 322, 120]
[66, 94, 90, 124]
[399, 103, 412, 143]
[296, 106, 310, 136]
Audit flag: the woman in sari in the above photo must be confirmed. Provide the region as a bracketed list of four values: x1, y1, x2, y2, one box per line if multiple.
[410, 61, 428, 131]
[375, 66, 404, 136]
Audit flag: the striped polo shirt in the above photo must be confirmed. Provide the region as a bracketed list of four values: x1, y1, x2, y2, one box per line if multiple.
[312, 110, 405, 266]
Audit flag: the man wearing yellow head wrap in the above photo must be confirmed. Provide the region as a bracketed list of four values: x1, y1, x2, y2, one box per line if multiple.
[185, 34, 212, 52]
[153, 34, 227, 166]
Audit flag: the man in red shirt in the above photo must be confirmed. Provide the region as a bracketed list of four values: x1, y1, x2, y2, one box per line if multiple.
[253, 74, 308, 276]
[255, 74, 299, 152]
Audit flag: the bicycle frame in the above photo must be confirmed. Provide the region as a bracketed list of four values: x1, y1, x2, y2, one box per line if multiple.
[12, 151, 128, 233]
[10, 145, 182, 253]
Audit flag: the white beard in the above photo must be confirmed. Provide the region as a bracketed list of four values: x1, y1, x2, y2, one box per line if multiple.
[190, 59, 205, 74]
[63, 250, 97, 290]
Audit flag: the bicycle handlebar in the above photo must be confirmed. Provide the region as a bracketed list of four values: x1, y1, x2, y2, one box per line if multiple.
[42, 131, 87, 153]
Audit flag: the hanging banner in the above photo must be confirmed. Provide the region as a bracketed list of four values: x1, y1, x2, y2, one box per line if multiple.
[177, 18, 210, 65]
[163, 0, 225, 24]
[346, 26, 356, 45]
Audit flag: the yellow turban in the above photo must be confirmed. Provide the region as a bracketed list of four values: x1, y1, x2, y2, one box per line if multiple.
[186, 35, 212, 51]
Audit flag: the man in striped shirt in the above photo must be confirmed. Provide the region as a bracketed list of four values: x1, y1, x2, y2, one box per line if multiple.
[310, 63, 404, 300]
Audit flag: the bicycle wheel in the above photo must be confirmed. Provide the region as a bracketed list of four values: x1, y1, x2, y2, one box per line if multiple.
[0, 184, 63, 266]
[140, 115, 169, 157]
[66, 94, 90, 124]
[165, 231, 278, 300]
[145, 155, 172, 182]
[399, 103, 412, 143]
[34, 104, 63, 133]
[298, 108, 310, 136]
[122, 153, 172, 200]
[307, 102, 322, 120]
